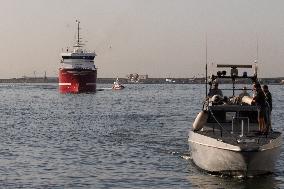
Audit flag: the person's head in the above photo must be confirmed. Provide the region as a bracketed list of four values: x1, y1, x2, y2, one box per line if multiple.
[253, 83, 261, 92]
[213, 82, 219, 89]
[223, 96, 228, 103]
[263, 85, 269, 92]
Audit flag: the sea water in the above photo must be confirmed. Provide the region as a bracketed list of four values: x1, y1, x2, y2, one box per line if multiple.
[0, 83, 283, 188]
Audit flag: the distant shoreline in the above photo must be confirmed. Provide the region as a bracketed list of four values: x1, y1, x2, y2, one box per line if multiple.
[0, 77, 283, 84]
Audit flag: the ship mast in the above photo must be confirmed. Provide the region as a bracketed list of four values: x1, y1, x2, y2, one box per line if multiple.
[74, 20, 83, 48]
[77, 20, 80, 46]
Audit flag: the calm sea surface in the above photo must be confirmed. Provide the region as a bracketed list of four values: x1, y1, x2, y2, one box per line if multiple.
[0, 83, 284, 188]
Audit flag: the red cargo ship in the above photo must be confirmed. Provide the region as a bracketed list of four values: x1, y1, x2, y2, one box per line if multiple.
[59, 20, 97, 93]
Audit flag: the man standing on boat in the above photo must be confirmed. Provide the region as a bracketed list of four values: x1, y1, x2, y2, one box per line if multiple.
[263, 85, 272, 131]
[252, 83, 267, 133]
[208, 82, 223, 97]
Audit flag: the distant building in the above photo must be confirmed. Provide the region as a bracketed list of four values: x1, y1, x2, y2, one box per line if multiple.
[126, 73, 148, 83]
[138, 74, 148, 80]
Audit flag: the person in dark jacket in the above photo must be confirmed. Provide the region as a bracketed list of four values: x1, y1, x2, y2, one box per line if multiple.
[252, 83, 267, 133]
[263, 85, 272, 111]
[263, 85, 272, 131]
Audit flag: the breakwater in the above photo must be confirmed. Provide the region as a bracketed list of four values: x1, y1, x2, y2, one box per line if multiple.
[0, 77, 283, 84]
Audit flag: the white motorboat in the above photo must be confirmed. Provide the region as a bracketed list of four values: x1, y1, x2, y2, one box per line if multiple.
[112, 78, 125, 90]
[188, 64, 282, 177]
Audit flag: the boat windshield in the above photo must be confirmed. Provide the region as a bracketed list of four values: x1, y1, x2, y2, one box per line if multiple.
[207, 109, 258, 123]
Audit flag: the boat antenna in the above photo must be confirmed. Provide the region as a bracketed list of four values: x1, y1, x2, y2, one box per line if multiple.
[257, 38, 259, 63]
[205, 34, 208, 98]
[254, 38, 259, 78]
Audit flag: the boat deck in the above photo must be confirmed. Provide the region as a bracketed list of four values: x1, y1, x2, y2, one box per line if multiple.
[195, 129, 281, 149]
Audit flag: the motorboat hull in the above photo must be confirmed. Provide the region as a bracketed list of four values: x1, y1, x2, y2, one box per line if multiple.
[59, 68, 97, 93]
[112, 85, 125, 90]
[188, 131, 282, 177]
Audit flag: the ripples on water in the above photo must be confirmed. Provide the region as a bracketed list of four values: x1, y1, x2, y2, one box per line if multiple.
[0, 83, 283, 188]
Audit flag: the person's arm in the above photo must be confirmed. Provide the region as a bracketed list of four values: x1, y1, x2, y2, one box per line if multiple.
[252, 94, 257, 105]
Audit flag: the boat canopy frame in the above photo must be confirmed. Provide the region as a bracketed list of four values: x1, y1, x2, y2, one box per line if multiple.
[203, 64, 259, 139]
[207, 64, 258, 97]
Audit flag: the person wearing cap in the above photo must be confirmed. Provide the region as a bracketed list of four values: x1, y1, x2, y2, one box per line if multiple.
[239, 86, 250, 99]
[208, 82, 223, 97]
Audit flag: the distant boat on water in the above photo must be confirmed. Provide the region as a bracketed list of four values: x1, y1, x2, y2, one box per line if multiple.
[58, 20, 97, 93]
[165, 78, 175, 83]
[112, 78, 125, 90]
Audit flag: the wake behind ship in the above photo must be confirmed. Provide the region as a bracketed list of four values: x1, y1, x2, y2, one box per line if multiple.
[59, 20, 97, 93]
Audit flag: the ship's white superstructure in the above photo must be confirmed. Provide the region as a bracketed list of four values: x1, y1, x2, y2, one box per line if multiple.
[59, 20, 97, 93]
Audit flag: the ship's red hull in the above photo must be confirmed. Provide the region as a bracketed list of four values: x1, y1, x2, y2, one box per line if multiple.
[59, 68, 97, 93]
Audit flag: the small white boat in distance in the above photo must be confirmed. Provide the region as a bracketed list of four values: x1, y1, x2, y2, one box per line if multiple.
[112, 78, 125, 90]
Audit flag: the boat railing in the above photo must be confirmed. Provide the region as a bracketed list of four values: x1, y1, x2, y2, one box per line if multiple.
[231, 117, 250, 137]
[208, 108, 229, 138]
[208, 107, 252, 142]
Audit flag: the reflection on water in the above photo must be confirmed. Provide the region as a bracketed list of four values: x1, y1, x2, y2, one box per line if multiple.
[0, 83, 283, 188]
[187, 172, 283, 189]
[186, 153, 283, 189]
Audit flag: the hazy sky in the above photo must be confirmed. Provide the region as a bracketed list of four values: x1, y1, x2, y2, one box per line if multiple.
[1, 0, 284, 78]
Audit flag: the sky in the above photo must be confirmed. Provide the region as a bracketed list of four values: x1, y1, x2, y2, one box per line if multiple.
[1, 0, 284, 78]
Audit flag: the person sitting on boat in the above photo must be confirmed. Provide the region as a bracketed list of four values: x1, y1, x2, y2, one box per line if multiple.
[263, 85, 272, 131]
[252, 83, 268, 133]
[239, 86, 250, 99]
[222, 96, 240, 105]
[208, 82, 223, 97]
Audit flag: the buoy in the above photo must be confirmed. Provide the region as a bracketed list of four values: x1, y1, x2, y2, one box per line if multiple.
[192, 110, 209, 131]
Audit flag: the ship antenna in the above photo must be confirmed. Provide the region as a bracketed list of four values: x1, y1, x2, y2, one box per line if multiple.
[76, 20, 80, 46]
